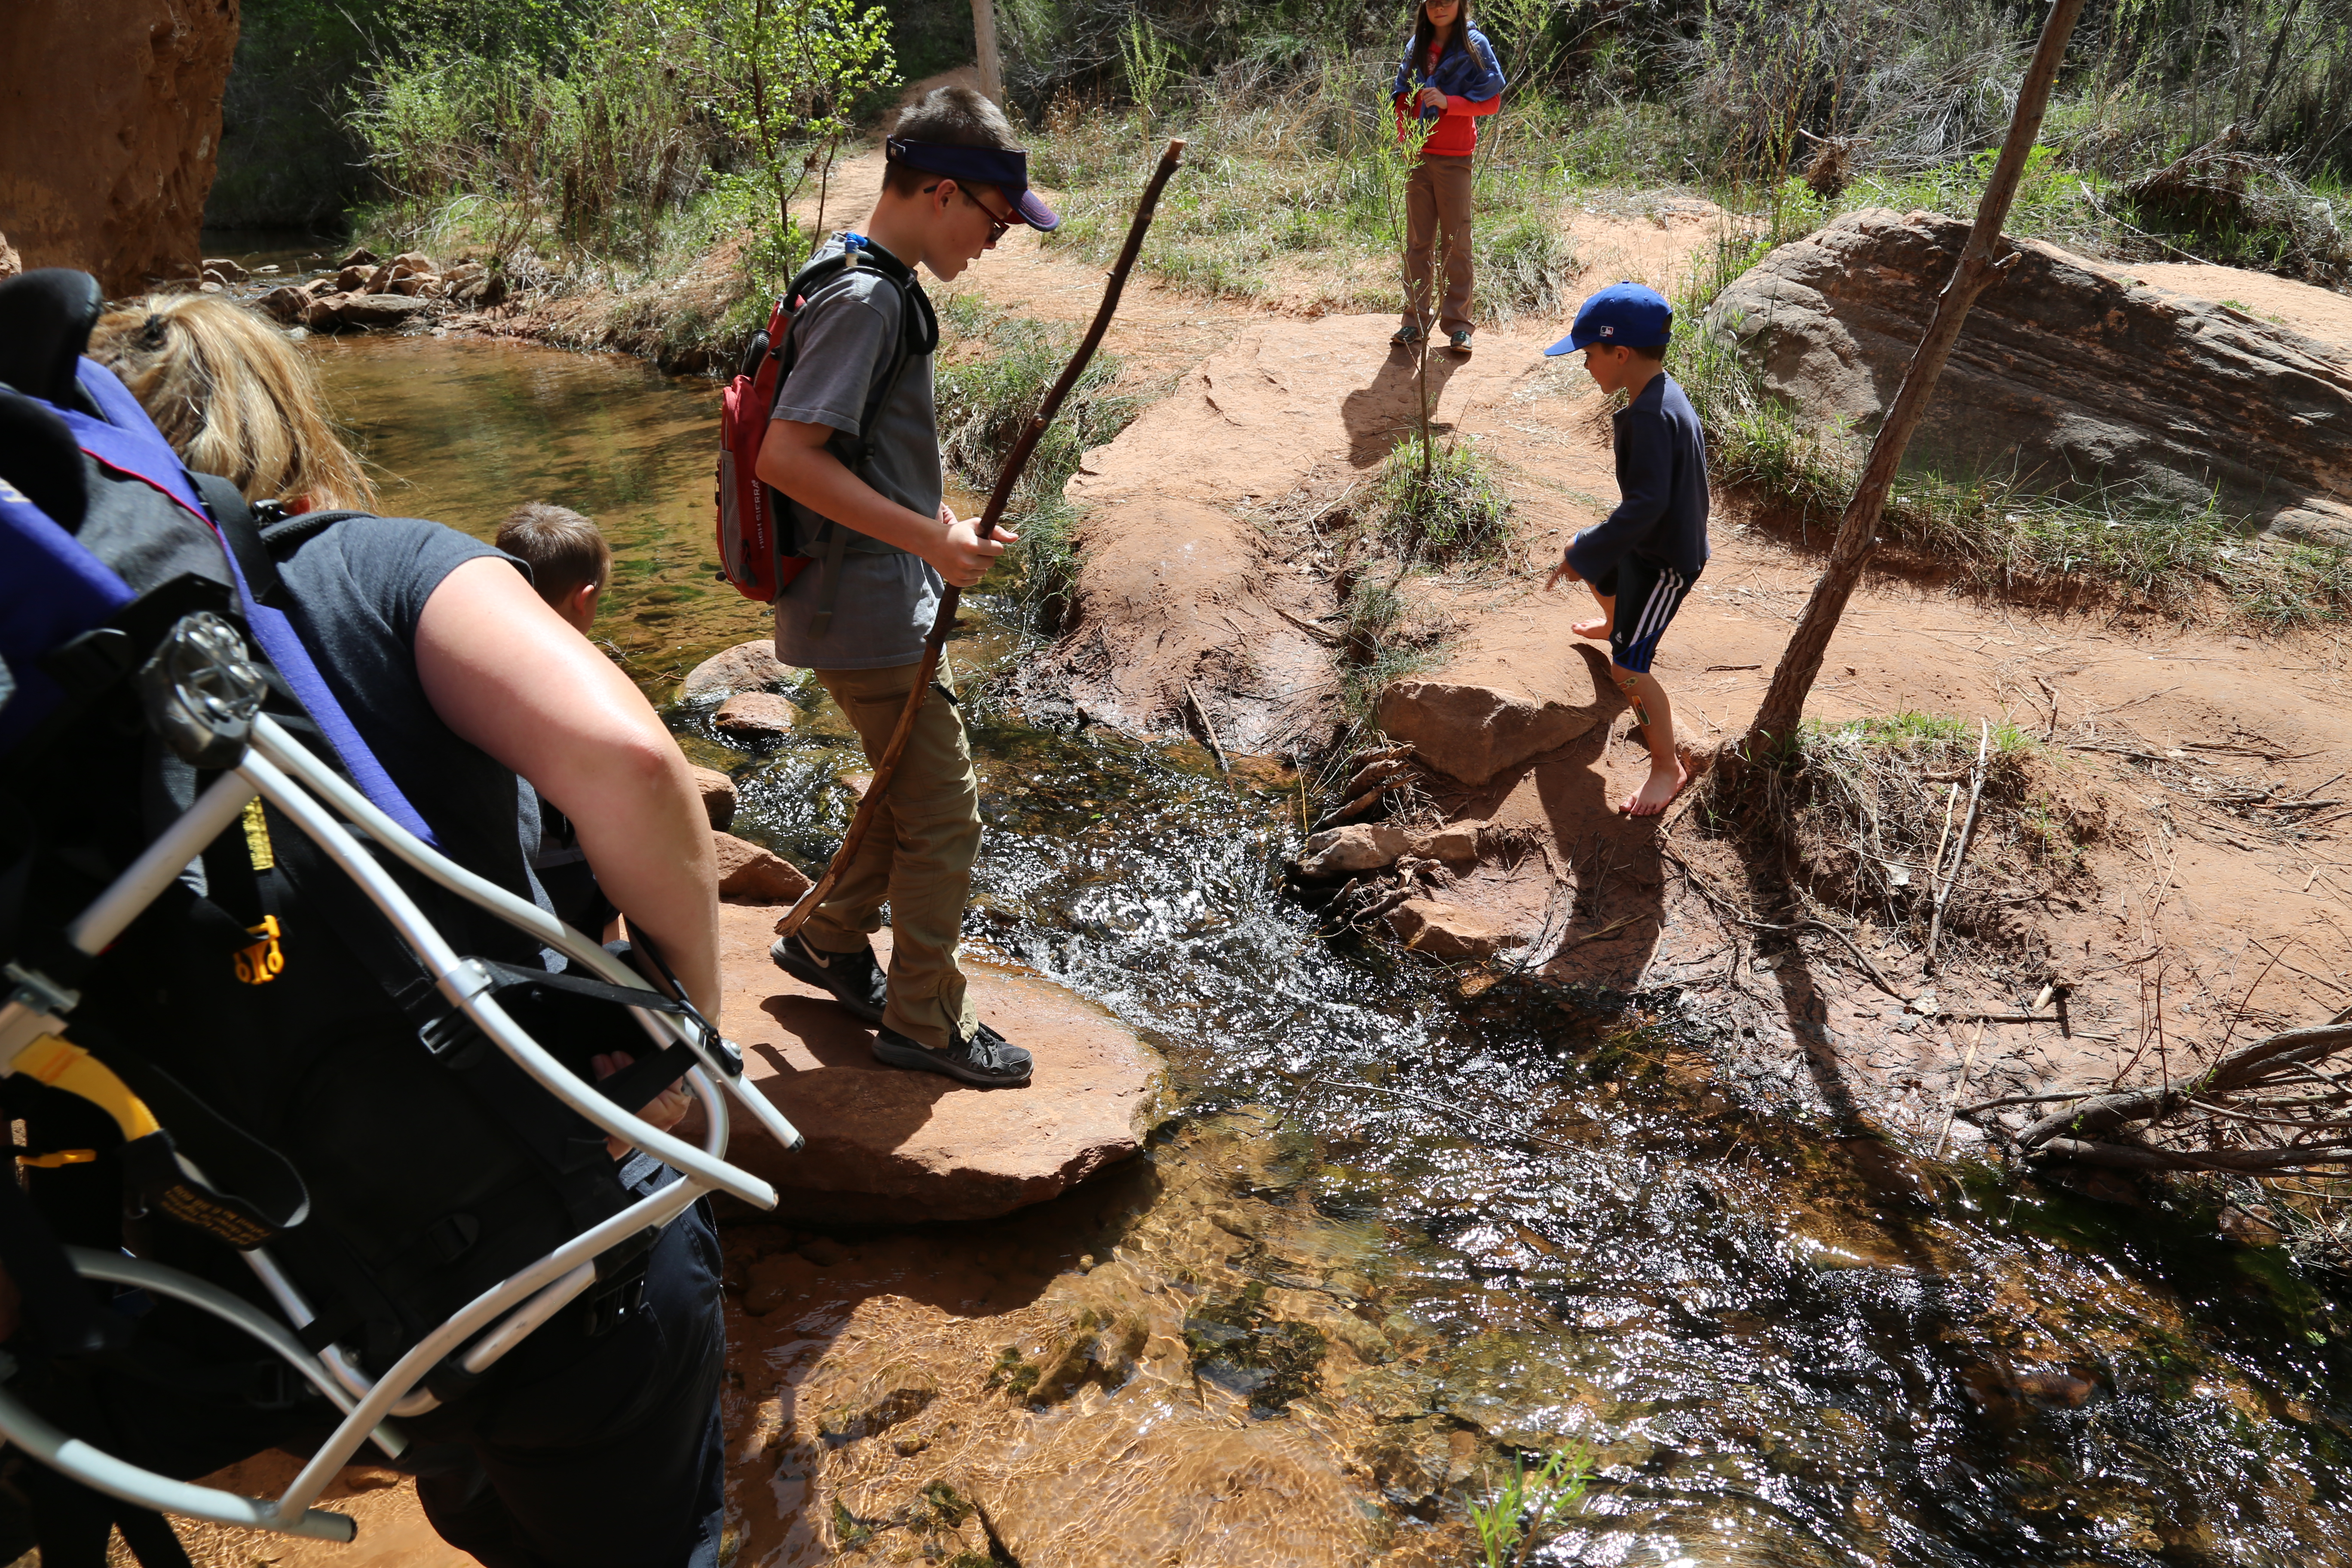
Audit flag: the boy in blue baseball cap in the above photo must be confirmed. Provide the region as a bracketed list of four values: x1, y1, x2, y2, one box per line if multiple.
[1541, 282, 1712, 815]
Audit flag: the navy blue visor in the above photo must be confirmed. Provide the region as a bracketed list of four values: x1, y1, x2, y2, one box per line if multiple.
[885, 138, 1059, 231]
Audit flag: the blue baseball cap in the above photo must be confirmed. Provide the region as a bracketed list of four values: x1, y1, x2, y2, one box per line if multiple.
[885, 138, 1060, 231]
[1544, 282, 1673, 356]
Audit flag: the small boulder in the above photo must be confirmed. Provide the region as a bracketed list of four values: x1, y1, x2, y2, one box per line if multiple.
[713, 831, 812, 903]
[1411, 820, 1484, 864]
[680, 639, 793, 701]
[1376, 680, 1602, 785]
[713, 692, 798, 741]
[334, 263, 373, 291]
[1296, 823, 1412, 879]
[335, 245, 378, 270]
[391, 250, 434, 274]
[259, 285, 310, 325]
[361, 262, 396, 294]
[689, 764, 738, 831]
[389, 273, 441, 297]
[199, 256, 248, 283]
[451, 273, 507, 308]
[444, 260, 487, 287]
[309, 293, 435, 333]
[1384, 899, 1522, 961]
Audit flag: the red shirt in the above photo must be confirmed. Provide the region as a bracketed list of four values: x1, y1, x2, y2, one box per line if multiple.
[1397, 43, 1500, 156]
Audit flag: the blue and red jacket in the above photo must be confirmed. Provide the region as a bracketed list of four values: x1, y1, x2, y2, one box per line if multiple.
[1392, 24, 1506, 156]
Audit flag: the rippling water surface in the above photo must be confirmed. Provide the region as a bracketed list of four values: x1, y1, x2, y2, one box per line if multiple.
[313, 332, 2352, 1567]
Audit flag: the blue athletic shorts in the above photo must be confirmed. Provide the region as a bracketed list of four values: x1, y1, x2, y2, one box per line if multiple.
[1594, 555, 1698, 675]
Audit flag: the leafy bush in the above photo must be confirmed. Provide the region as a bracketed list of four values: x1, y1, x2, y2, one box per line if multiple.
[1369, 435, 1513, 569]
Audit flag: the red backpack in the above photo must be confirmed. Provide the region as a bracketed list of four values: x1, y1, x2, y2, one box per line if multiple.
[714, 241, 927, 610]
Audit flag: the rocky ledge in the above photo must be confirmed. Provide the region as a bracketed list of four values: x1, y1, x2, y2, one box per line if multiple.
[257, 247, 506, 334]
[697, 903, 1165, 1223]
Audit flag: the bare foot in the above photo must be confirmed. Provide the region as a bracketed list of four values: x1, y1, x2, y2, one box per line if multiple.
[1622, 756, 1690, 817]
[1571, 617, 1610, 640]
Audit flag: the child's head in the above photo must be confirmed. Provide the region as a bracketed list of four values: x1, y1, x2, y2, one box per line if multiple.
[1413, 0, 1468, 54]
[873, 86, 1058, 281]
[496, 502, 610, 633]
[1545, 282, 1672, 396]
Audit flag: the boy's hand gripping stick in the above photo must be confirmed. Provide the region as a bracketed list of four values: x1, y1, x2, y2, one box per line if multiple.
[775, 139, 1188, 945]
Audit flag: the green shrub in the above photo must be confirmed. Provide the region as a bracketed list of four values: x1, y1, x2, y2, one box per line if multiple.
[1369, 435, 1513, 569]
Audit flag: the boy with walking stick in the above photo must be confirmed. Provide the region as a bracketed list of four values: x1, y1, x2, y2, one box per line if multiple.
[753, 86, 1056, 1087]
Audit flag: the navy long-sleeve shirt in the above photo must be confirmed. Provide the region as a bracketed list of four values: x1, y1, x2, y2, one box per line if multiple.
[1567, 372, 1711, 582]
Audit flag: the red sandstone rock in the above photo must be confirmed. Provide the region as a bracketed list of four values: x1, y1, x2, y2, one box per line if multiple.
[700, 904, 1163, 1222]
[679, 638, 793, 701]
[1376, 678, 1603, 786]
[712, 831, 812, 903]
[1383, 897, 1522, 961]
[0, 0, 239, 294]
[1295, 823, 1411, 878]
[689, 764, 738, 831]
[713, 692, 798, 739]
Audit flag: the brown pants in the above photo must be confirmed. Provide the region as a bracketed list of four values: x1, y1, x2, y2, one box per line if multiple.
[802, 663, 980, 1050]
[1403, 153, 1475, 336]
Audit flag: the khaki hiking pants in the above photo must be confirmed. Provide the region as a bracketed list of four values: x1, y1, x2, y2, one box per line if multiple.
[801, 663, 980, 1051]
[1403, 153, 1476, 337]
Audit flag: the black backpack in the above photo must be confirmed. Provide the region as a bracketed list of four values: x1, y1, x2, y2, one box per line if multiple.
[0, 270, 760, 1557]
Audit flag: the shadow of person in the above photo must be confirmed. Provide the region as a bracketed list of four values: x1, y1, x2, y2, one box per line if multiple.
[1339, 343, 1471, 467]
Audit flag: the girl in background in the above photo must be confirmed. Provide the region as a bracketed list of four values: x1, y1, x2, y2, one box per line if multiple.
[1391, 0, 1507, 353]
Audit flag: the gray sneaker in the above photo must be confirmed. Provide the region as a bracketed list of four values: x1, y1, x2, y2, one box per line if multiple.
[871, 1019, 1033, 1087]
[769, 934, 887, 1024]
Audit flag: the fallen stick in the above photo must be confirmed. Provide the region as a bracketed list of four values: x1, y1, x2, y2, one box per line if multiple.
[1923, 720, 1989, 972]
[776, 140, 1188, 941]
[1185, 680, 1229, 773]
[1934, 1020, 1990, 1157]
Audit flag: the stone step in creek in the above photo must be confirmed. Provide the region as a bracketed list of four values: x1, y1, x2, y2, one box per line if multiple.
[689, 902, 1165, 1224]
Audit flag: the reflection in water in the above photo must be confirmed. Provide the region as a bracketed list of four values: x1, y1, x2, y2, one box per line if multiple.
[307, 333, 2352, 1566]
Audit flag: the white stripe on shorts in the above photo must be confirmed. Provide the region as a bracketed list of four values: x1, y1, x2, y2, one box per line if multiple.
[1626, 568, 1685, 656]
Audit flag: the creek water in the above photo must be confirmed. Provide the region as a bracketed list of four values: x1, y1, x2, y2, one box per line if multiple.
[306, 330, 2352, 1566]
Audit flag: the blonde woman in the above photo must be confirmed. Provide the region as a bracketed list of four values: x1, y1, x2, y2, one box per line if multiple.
[86, 293, 374, 512]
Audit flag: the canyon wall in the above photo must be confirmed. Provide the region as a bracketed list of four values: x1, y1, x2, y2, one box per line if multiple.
[0, 0, 241, 296]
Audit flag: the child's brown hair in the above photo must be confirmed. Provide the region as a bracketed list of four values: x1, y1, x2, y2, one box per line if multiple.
[881, 86, 1022, 198]
[496, 502, 611, 605]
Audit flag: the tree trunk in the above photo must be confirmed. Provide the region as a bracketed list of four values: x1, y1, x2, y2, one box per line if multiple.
[1740, 0, 2088, 756]
[973, 0, 1004, 105]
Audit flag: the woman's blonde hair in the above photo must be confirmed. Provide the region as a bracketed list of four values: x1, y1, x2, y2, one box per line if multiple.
[86, 294, 377, 513]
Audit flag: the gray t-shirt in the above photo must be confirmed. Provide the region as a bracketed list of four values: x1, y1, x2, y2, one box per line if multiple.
[769, 235, 944, 672]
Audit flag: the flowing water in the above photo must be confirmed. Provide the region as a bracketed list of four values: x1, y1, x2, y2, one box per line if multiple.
[306, 330, 2352, 1567]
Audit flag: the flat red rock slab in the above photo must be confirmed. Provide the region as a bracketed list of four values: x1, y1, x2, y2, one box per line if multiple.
[701, 903, 1164, 1223]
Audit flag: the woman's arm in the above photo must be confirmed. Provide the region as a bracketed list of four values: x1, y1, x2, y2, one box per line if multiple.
[414, 557, 722, 1024]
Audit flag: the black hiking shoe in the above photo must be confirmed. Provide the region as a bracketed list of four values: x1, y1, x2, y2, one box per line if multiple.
[871, 1020, 1033, 1087]
[1391, 321, 1424, 346]
[770, 934, 887, 1024]
[1447, 327, 1474, 354]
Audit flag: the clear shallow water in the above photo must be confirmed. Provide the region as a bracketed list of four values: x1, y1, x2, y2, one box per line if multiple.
[309, 331, 2352, 1567]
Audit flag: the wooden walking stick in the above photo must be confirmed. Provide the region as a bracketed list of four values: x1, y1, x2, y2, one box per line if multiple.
[775, 138, 1187, 942]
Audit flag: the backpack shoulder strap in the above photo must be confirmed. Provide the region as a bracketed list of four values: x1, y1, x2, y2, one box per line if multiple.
[187, 472, 285, 608]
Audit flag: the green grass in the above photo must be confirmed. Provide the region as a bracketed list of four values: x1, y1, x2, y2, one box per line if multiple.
[1370, 434, 1513, 568]
[1027, 89, 1579, 323]
[1465, 1446, 1589, 1568]
[933, 294, 1150, 630]
[1809, 711, 2035, 755]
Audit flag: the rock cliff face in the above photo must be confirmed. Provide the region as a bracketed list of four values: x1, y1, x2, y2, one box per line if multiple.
[0, 0, 241, 295]
[1709, 207, 2352, 543]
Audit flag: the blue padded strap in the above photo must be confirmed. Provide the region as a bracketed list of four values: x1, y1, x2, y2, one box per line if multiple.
[0, 479, 136, 753]
[61, 360, 442, 847]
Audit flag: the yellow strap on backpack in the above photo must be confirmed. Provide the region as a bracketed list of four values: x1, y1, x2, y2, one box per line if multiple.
[6, 1034, 162, 1144]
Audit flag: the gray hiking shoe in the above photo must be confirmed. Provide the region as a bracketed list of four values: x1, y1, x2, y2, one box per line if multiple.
[770, 934, 887, 1025]
[1447, 327, 1474, 354]
[871, 1019, 1032, 1087]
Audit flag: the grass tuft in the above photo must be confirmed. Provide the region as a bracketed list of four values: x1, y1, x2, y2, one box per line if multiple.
[1370, 436, 1514, 569]
[934, 295, 1149, 631]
